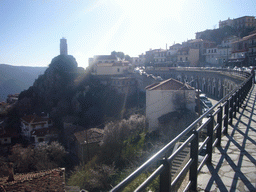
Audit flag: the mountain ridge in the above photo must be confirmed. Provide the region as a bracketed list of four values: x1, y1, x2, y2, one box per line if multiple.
[0, 64, 47, 102]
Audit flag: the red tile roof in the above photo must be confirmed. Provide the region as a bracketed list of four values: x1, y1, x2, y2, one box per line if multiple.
[0, 168, 65, 192]
[21, 114, 51, 124]
[146, 78, 194, 91]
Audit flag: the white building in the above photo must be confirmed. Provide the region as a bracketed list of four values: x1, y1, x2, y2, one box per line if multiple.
[205, 47, 219, 65]
[146, 78, 196, 131]
[21, 114, 54, 143]
[92, 61, 130, 75]
[131, 54, 146, 67]
[89, 55, 118, 67]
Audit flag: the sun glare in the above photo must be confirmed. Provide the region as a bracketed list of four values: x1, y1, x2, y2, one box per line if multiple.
[114, 0, 184, 23]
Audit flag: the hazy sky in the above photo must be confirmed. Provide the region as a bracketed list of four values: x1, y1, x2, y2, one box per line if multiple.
[0, 0, 255, 69]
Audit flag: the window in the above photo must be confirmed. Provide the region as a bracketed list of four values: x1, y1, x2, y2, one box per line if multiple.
[117, 68, 120, 72]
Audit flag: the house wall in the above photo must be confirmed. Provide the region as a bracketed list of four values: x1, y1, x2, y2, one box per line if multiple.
[76, 142, 101, 163]
[21, 118, 53, 138]
[95, 65, 127, 75]
[189, 49, 200, 66]
[146, 89, 196, 131]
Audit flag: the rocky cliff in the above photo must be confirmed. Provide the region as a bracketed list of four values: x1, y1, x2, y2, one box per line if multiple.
[18, 55, 78, 116]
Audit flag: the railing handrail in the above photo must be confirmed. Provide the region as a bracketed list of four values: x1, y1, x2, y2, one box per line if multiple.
[111, 72, 253, 192]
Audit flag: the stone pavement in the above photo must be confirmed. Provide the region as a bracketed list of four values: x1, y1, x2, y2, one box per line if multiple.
[197, 84, 256, 192]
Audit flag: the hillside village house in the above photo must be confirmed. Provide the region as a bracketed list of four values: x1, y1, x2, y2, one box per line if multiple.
[131, 53, 146, 67]
[176, 47, 199, 67]
[219, 16, 256, 29]
[73, 128, 104, 162]
[89, 55, 118, 67]
[89, 54, 132, 75]
[110, 76, 137, 95]
[20, 114, 56, 144]
[146, 78, 196, 131]
[92, 61, 131, 75]
[0, 127, 18, 145]
[0, 120, 19, 145]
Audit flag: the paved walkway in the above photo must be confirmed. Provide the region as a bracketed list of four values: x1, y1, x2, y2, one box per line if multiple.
[197, 84, 256, 191]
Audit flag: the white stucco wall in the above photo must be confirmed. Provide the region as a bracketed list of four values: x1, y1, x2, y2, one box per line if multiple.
[146, 89, 196, 131]
[96, 66, 127, 75]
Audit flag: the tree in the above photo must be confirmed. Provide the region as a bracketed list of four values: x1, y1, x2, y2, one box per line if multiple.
[67, 157, 116, 191]
[124, 54, 132, 62]
[99, 114, 146, 167]
[9, 142, 67, 173]
[111, 51, 125, 60]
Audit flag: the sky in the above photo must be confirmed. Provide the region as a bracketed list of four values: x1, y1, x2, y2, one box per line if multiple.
[0, 0, 255, 69]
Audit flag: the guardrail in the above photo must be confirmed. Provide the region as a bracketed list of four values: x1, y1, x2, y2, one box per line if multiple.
[111, 73, 253, 192]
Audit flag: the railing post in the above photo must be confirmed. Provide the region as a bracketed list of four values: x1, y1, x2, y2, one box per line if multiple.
[224, 99, 229, 135]
[206, 114, 214, 164]
[229, 95, 233, 125]
[234, 91, 238, 118]
[189, 130, 199, 191]
[216, 106, 223, 147]
[238, 88, 242, 109]
[160, 157, 171, 192]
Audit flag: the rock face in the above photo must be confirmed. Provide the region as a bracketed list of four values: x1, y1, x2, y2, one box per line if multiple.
[18, 55, 78, 116]
[16, 54, 130, 130]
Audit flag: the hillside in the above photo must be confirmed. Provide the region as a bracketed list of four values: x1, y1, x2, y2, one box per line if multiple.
[0, 64, 47, 102]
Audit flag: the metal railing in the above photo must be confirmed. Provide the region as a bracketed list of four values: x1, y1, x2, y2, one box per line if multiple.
[111, 73, 253, 192]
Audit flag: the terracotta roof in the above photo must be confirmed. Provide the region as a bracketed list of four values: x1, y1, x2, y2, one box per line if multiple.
[0, 168, 65, 192]
[242, 32, 256, 40]
[74, 128, 104, 145]
[146, 78, 194, 91]
[21, 114, 51, 124]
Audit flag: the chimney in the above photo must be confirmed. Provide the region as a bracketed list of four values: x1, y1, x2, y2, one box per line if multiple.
[7, 162, 14, 182]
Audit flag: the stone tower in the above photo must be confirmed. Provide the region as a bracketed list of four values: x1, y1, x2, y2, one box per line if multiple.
[60, 38, 68, 55]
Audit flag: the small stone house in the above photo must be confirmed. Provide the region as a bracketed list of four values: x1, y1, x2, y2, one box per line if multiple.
[73, 128, 104, 162]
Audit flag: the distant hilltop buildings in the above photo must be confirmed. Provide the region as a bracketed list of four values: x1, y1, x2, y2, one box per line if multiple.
[88, 15, 255, 69]
[219, 16, 256, 29]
